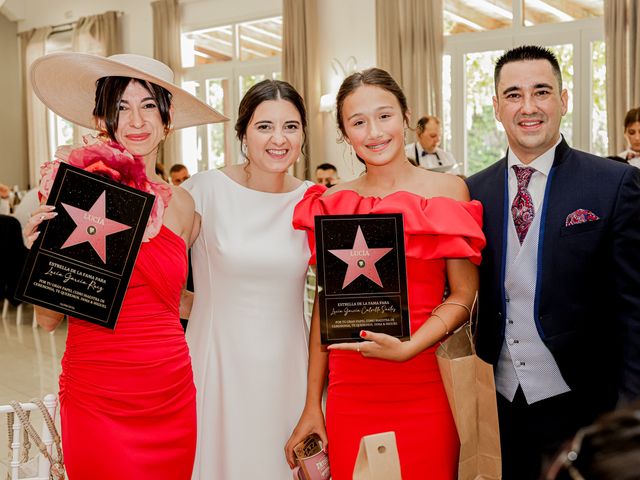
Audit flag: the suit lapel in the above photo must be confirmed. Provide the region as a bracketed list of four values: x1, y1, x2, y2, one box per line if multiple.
[537, 139, 572, 329]
[480, 158, 508, 336]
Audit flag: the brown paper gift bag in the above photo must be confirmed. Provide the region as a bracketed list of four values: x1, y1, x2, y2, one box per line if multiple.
[436, 317, 502, 480]
[352, 431, 402, 480]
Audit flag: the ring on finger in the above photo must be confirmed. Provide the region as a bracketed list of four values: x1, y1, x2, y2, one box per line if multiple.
[357, 343, 361, 353]
[40, 214, 45, 221]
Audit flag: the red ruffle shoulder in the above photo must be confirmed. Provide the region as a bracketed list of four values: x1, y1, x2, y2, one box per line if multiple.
[293, 184, 486, 265]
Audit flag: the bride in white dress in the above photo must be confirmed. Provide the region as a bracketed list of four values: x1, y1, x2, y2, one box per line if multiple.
[183, 79, 313, 479]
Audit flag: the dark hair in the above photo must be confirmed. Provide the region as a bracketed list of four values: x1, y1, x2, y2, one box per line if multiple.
[93, 77, 172, 141]
[169, 163, 187, 174]
[235, 79, 307, 147]
[494, 45, 562, 93]
[316, 163, 337, 172]
[335, 67, 409, 140]
[624, 107, 640, 130]
[155, 163, 167, 181]
[549, 402, 640, 480]
[415, 115, 440, 136]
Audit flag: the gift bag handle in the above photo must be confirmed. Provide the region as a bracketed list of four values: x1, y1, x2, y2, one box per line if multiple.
[432, 291, 479, 352]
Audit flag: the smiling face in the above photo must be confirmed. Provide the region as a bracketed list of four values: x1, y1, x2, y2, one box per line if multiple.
[341, 85, 407, 168]
[109, 80, 169, 163]
[243, 98, 303, 174]
[624, 121, 640, 153]
[493, 59, 568, 164]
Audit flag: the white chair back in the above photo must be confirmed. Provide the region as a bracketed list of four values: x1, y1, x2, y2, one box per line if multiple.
[0, 394, 59, 480]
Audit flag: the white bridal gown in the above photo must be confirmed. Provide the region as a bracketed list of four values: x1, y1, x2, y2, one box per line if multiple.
[184, 168, 312, 480]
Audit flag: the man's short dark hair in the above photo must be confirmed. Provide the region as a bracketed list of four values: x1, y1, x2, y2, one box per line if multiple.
[316, 163, 337, 172]
[494, 45, 562, 94]
[169, 164, 187, 174]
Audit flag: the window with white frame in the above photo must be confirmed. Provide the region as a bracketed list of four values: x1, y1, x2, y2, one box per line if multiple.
[180, 16, 283, 174]
[45, 28, 74, 154]
[442, 0, 606, 175]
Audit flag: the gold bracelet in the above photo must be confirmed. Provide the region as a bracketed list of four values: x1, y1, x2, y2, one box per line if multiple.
[430, 312, 450, 335]
[432, 301, 472, 321]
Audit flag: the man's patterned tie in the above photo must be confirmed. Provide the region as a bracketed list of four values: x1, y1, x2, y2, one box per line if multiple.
[511, 165, 536, 244]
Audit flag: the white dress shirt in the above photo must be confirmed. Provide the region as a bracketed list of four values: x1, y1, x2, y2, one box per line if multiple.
[405, 143, 459, 173]
[618, 149, 640, 168]
[507, 137, 561, 212]
[0, 198, 9, 215]
[498, 135, 571, 404]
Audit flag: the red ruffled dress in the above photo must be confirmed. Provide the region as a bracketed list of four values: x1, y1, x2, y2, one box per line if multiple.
[59, 225, 196, 479]
[293, 186, 485, 480]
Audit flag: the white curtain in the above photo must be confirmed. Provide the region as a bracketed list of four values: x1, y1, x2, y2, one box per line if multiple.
[604, 0, 640, 154]
[376, 0, 443, 144]
[72, 11, 123, 143]
[72, 10, 122, 56]
[152, 0, 182, 169]
[20, 27, 52, 188]
[282, 0, 322, 180]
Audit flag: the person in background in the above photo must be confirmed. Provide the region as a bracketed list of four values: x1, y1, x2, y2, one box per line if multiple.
[545, 401, 640, 480]
[616, 107, 640, 167]
[285, 67, 484, 480]
[24, 52, 226, 479]
[405, 115, 459, 173]
[183, 79, 313, 480]
[315, 162, 340, 187]
[170, 163, 191, 185]
[466, 45, 640, 480]
[0, 183, 10, 215]
[155, 162, 168, 182]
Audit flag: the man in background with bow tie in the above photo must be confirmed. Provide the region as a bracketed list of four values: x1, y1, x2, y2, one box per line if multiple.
[466, 45, 640, 480]
[405, 115, 459, 173]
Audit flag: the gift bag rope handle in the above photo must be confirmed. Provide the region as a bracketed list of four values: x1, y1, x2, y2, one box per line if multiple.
[9, 399, 65, 480]
[432, 291, 479, 352]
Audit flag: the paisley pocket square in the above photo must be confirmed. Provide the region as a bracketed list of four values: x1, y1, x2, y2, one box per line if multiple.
[565, 209, 600, 226]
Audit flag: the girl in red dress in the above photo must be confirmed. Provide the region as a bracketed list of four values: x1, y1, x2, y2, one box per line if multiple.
[285, 68, 486, 479]
[24, 53, 225, 479]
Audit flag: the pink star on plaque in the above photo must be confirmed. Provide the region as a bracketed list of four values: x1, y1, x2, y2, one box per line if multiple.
[60, 191, 131, 263]
[329, 226, 393, 289]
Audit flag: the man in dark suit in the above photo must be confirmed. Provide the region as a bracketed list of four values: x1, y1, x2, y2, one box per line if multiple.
[466, 45, 640, 480]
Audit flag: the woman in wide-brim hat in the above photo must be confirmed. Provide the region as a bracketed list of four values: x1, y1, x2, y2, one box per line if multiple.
[24, 52, 226, 480]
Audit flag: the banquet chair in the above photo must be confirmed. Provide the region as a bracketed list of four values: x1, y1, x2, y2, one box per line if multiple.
[303, 266, 316, 328]
[0, 214, 34, 327]
[0, 394, 61, 480]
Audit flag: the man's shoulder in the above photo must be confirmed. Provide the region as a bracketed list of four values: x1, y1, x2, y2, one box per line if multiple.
[563, 146, 634, 180]
[466, 157, 505, 188]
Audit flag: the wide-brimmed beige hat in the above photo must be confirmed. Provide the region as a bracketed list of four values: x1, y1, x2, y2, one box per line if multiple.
[30, 52, 228, 129]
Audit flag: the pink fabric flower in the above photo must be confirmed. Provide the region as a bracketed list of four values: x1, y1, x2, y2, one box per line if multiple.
[39, 135, 171, 242]
[39, 159, 61, 201]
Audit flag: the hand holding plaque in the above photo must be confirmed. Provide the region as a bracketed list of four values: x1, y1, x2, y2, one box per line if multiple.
[315, 213, 410, 345]
[16, 162, 154, 329]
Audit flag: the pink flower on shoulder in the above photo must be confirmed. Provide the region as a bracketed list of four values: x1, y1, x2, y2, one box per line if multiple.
[39, 159, 61, 201]
[43, 135, 172, 242]
[143, 183, 172, 242]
